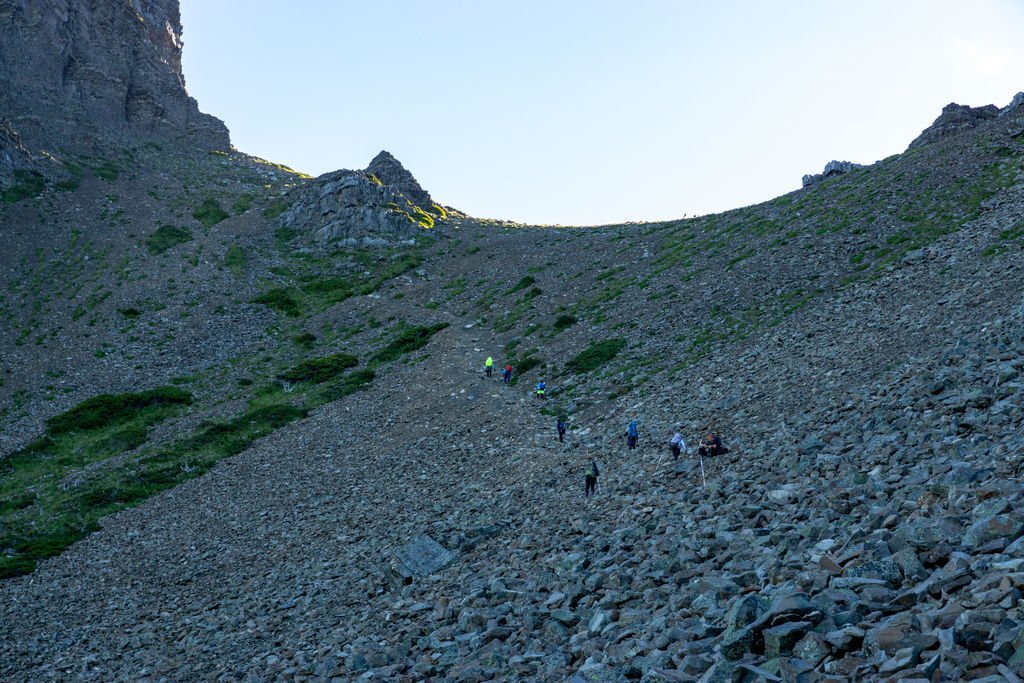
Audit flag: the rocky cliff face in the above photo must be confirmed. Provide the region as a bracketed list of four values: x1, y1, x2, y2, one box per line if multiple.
[0, 0, 229, 157]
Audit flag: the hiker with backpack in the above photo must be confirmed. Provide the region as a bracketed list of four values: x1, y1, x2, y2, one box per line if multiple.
[557, 417, 567, 443]
[536, 380, 547, 400]
[502, 364, 513, 384]
[584, 460, 600, 497]
[697, 430, 728, 457]
[669, 431, 685, 460]
[485, 356, 494, 378]
[626, 418, 639, 450]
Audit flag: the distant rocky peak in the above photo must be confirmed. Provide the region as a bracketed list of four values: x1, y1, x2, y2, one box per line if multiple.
[365, 150, 433, 209]
[907, 102, 1000, 150]
[1002, 92, 1024, 116]
[802, 160, 864, 188]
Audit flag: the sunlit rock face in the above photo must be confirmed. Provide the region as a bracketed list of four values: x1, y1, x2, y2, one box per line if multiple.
[279, 153, 442, 246]
[365, 150, 434, 209]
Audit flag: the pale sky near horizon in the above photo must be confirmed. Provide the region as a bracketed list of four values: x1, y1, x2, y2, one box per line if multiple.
[180, 1, 1024, 226]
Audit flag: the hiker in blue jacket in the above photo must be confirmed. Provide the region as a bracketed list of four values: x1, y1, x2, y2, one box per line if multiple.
[626, 419, 639, 450]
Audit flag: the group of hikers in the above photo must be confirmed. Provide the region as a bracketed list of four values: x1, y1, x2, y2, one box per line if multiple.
[580, 421, 729, 497]
[484, 356, 517, 385]
[482, 354, 729, 498]
[485, 356, 548, 397]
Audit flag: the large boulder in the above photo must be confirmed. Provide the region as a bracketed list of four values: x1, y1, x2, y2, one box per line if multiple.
[386, 534, 456, 588]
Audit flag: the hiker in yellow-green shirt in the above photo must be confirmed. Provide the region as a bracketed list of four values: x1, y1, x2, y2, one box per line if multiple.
[485, 356, 494, 378]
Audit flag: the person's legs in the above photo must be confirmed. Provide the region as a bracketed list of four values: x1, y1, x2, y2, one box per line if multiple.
[585, 476, 595, 496]
[671, 443, 680, 460]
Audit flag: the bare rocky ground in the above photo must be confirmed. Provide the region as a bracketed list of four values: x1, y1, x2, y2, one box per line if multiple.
[1, 104, 1024, 680]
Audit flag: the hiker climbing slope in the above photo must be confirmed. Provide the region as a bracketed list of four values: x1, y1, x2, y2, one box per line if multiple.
[502, 364, 513, 384]
[485, 355, 494, 378]
[626, 418, 639, 450]
[536, 380, 547, 400]
[669, 430, 685, 460]
[584, 460, 599, 497]
[557, 417, 567, 443]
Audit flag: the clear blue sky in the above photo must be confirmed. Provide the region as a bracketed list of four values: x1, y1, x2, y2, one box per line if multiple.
[180, 1, 1024, 226]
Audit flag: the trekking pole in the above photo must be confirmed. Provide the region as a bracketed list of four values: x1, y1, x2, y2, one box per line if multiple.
[653, 450, 667, 476]
[699, 452, 707, 489]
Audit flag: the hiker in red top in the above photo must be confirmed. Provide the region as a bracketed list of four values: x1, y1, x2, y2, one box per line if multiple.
[502, 364, 513, 384]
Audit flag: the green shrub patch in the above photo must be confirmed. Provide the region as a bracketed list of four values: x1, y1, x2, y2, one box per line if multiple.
[46, 387, 192, 435]
[507, 276, 536, 294]
[224, 245, 246, 276]
[1, 169, 45, 204]
[567, 338, 627, 374]
[179, 404, 307, 458]
[553, 314, 577, 332]
[193, 198, 229, 228]
[0, 387, 194, 579]
[318, 369, 376, 402]
[146, 225, 193, 254]
[279, 353, 359, 383]
[372, 323, 449, 364]
[252, 288, 302, 317]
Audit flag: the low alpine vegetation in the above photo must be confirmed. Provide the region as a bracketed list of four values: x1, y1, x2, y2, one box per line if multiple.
[566, 338, 627, 374]
[371, 323, 449, 365]
[192, 197, 229, 228]
[145, 224, 193, 254]
[278, 353, 359, 383]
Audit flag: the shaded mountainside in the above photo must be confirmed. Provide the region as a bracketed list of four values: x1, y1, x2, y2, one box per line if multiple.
[0, 93, 1023, 679]
[0, 0, 229, 186]
[1, 7, 1024, 675]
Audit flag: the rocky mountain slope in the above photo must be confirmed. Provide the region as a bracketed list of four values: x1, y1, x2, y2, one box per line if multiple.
[0, 96, 1022, 680]
[3, 4, 1024, 680]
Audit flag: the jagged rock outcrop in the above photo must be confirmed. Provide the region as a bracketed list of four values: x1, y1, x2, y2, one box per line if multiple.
[802, 160, 864, 187]
[365, 150, 434, 209]
[278, 164, 440, 246]
[1002, 91, 1024, 116]
[0, 0, 229, 155]
[908, 102, 1000, 150]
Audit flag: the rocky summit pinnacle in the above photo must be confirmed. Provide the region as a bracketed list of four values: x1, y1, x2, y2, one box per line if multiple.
[365, 150, 434, 209]
[0, 0, 230, 156]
